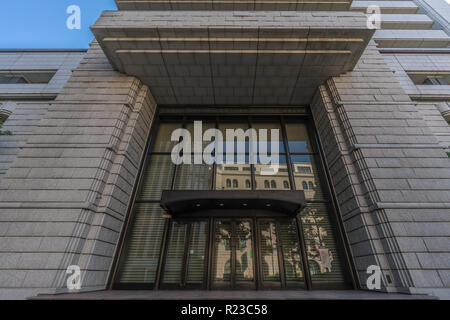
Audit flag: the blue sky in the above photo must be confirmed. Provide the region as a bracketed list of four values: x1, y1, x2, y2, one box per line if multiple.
[0, 0, 117, 49]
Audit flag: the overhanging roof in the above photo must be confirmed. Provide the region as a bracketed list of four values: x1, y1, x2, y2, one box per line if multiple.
[115, 0, 352, 11]
[160, 190, 306, 218]
[92, 10, 374, 105]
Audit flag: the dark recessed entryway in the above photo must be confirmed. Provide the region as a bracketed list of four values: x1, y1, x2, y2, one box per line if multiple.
[155, 217, 309, 290]
[111, 113, 355, 291]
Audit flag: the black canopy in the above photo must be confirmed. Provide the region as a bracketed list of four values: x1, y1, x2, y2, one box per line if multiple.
[160, 190, 306, 218]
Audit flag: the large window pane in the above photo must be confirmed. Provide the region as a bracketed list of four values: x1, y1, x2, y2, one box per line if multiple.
[301, 203, 347, 284]
[0, 70, 56, 84]
[215, 163, 251, 190]
[185, 122, 216, 150]
[213, 220, 232, 283]
[279, 220, 304, 282]
[251, 122, 284, 153]
[138, 155, 175, 201]
[162, 221, 188, 284]
[175, 163, 212, 190]
[258, 220, 280, 281]
[254, 154, 290, 190]
[152, 123, 181, 153]
[218, 122, 250, 155]
[291, 154, 328, 201]
[235, 220, 254, 282]
[118, 203, 166, 284]
[285, 123, 313, 153]
[186, 221, 208, 285]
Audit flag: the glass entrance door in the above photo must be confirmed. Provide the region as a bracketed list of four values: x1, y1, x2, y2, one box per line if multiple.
[160, 220, 208, 289]
[258, 219, 305, 289]
[211, 218, 305, 290]
[212, 219, 256, 289]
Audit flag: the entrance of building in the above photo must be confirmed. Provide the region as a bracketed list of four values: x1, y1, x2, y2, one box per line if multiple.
[113, 115, 355, 291]
[159, 217, 306, 290]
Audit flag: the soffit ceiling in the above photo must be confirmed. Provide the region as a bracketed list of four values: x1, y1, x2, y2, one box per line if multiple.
[92, 10, 373, 105]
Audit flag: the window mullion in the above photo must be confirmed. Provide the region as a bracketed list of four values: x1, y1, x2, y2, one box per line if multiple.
[280, 116, 296, 190]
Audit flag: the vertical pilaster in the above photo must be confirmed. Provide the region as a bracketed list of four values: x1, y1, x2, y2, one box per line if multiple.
[311, 41, 450, 296]
[0, 42, 157, 298]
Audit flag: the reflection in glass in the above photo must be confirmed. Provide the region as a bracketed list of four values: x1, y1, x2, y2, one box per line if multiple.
[213, 220, 232, 283]
[291, 154, 327, 201]
[118, 117, 350, 289]
[259, 221, 280, 281]
[215, 163, 252, 190]
[235, 220, 254, 282]
[301, 203, 346, 284]
[279, 220, 304, 282]
[251, 122, 284, 153]
[218, 122, 250, 155]
[285, 123, 312, 153]
[254, 154, 290, 190]
[185, 122, 216, 150]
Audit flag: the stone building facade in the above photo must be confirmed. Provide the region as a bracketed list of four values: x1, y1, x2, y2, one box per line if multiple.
[0, 0, 449, 299]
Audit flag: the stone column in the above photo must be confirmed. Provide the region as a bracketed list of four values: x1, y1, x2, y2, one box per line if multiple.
[311, 41, 450, 298]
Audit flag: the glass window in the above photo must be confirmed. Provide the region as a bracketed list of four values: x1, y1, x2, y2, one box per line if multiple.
[291, 154, 327, 201]
[423, 77, 448, 85]
[218, 122, 250, 155]
[184, 121, 216, 152]
[301, 203, 347, 285]
[186, 221, 208, 284]
[117, 203, 166, 284]
[0, 75, 27, 84]
[116, 116, 351, 290]
[162, 221, 188, 284]
[162, 220, 208, 286]
[251, 121, 284, 153]
[216, 163, 251, 190]
[213, 220, 232, 284]
[297, 166, 312, 174]
[152, 123, 182, 153]
[138, 155, 175, 201]
[258, 220, 280, 281]
[279, 220, 304, 282]
[0, 70, 56, 84]
[285, 122, 313, 153]
[174, 163, 212, 190]
[235, 220, 254, 282]
[254, 154, 290, 190]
